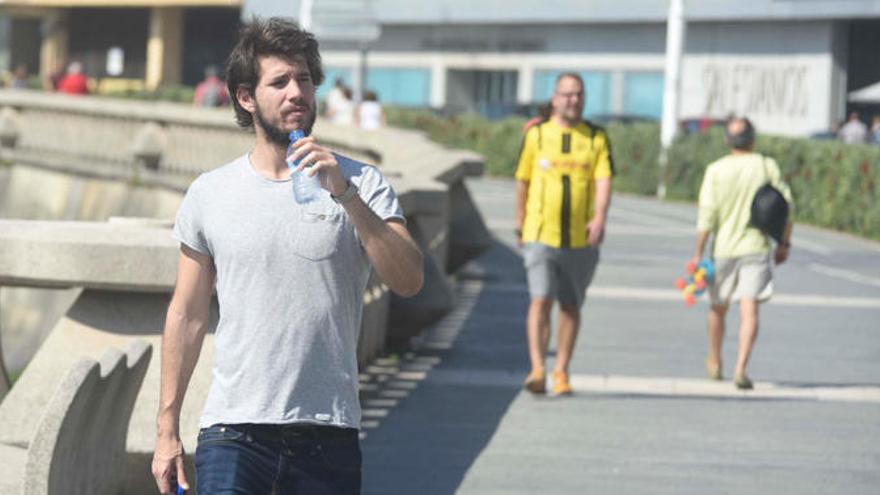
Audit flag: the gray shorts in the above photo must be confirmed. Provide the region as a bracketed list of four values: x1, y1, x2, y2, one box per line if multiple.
[709, 253, 774, 306]
[523, 243, 600, 308]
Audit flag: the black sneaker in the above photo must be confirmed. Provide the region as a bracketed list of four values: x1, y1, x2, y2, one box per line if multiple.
[734, 374, 753, 390]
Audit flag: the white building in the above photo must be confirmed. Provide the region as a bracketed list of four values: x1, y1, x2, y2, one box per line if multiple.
[216, 2, 880, 135]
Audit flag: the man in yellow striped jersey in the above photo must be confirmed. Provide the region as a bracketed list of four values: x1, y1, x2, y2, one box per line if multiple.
[515, 73, 613, 395]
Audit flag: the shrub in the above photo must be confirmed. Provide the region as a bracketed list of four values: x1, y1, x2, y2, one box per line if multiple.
[606, 122, 661, 196]
[385, 107, 525, 176]
[99, 85, 195, 103]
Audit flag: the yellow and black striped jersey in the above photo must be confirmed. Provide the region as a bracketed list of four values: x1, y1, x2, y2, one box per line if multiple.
[515, 119, 614, 249]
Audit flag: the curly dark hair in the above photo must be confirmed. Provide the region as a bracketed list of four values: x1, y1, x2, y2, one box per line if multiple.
[226, 17, 325, 129]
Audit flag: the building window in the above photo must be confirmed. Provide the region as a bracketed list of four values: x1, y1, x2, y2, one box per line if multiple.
[182, 8, 240, 86]
[533, 70, 611, 118]
[623, 72, 664, 119]
[446, 69, 518, 118]
[68, 8, 150, 79]
[368, 68, 431, 107]
[318, 67, 352, 101]
[318, 67, 430, 107]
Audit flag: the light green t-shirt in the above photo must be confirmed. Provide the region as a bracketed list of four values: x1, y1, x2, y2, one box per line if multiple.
[697, 153, 794, 259]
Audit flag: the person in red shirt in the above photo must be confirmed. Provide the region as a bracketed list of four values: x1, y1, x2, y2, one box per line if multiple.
[56, 61, 89, 95]
[193, 66, 229, 107]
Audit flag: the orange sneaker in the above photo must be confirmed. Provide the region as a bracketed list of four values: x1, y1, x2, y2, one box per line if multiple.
[524, 369, 546, 394]
[552, 371, 573, 396]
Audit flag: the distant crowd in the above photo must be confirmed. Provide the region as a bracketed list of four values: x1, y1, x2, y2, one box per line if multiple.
[192, 70, 387, 130]
[6, 61, 90, 95]
[4, 63, 386, 130]
[320, 78, 386, 130]
[835, 111, 880, 145]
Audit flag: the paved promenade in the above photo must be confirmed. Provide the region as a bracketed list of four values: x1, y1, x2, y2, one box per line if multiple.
[360, 176, 880, 494]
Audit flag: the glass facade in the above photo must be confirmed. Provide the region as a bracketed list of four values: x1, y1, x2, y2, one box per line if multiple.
[623, 72, 664, 119]
[318, 67, 430, 107]
[446, 69, 519, 117]
[318, 67, 352, 101]
[367, 68, 431, 106]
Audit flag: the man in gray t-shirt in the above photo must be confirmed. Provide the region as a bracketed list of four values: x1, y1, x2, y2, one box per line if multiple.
[151, 18, 423, 495]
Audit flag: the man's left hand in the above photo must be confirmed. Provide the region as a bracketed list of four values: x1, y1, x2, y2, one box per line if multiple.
[774, 244, 790, 265]
[587, 218, 606, 246]
[288, 136, 348, 197]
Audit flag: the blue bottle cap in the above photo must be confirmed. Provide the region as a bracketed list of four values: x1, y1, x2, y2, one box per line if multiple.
[289, 129, 305, 141]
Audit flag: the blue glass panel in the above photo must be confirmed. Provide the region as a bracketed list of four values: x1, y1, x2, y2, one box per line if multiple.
[624, 72, 664, 119]
[318, 67, 352, 101]
[532, 70, 611, 117]
[367, 68, 431, 106]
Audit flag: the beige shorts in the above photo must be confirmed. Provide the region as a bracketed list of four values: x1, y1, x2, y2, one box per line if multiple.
[709, 254, 773, 306]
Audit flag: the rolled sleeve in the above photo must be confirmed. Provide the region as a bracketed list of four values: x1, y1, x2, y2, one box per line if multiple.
[360, 164, 405, 223]
[172, 177, 211, 255]
[696, 167, 717, 232]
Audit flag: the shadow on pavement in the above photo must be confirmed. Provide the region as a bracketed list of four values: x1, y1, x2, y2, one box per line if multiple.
[771, 381, 880, 389]
[574, 392, 854, 404]
[361, 239, 531, 495]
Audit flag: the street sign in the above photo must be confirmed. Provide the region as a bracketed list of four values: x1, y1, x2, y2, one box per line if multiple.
[300, 0, 381, 43]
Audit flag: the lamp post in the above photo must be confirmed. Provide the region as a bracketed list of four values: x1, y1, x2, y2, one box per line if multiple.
[299, 0, 379, 107]
[658, 0, 686, 198]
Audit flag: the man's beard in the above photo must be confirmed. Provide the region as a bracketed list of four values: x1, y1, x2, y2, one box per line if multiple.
[254, 100, 316, 146]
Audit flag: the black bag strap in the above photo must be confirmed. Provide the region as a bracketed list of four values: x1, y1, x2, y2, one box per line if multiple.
[537, 122, 543, 151]
[761, 155, 769, 183]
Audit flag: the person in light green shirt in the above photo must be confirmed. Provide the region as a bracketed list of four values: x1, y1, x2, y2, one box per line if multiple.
[691, 117, 793, 390]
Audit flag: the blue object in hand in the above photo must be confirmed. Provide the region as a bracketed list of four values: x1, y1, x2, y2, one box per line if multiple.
[176, 485, 186, 495]
[288, 129, 321, 204]
[675, 258, 715, 306]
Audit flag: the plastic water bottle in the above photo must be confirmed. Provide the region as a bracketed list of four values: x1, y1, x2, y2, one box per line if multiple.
[287, 129, 321, 203]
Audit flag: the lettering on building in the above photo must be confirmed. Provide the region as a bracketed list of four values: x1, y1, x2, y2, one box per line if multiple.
[702, 64, 809, 118]
[421, 38, 544, 52]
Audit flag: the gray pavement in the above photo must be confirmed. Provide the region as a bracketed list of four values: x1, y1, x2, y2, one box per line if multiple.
[360, 176, 880, 494]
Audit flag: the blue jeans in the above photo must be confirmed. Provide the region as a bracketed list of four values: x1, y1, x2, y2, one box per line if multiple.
[195, 423, 361, 494]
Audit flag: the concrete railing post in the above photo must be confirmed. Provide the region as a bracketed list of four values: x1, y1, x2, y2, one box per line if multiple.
[0, 107, 20, 150]
[130, 121, 166, 171]
[0, 293, 10, 401]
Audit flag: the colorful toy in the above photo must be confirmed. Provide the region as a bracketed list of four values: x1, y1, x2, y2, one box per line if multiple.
[675, 259, 715, 306]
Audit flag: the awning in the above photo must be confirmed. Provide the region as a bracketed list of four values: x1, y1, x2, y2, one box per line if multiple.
[848, 81, 880, 104]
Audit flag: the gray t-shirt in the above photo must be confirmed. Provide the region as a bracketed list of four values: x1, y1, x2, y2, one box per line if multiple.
[173, 153, 404, 430]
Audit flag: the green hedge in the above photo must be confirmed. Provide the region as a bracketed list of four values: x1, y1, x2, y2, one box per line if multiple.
[99, 85, 195, 103]
[666, 129, 880, 240]
[386, 108, 880, 240]
[385, 108, 526, 176]
[606, 123, 662, 196]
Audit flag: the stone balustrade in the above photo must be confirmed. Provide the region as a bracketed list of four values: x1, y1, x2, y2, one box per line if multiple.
[0, 341, 152, 494]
